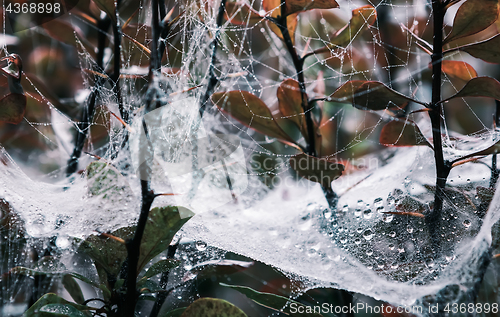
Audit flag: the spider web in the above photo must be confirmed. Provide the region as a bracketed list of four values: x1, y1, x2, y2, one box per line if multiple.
[1, 0, 500, 315]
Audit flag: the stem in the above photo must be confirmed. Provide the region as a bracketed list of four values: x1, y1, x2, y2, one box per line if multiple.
[199, 0, 227, 117]
[122, 0, 162, 315]
[275, 8, 315, 156]
[426, 0, 450, 254]
[273, 7, 339, 209]
[149, 243, 179, 317]
[123, 180, 156, 317]
[111, 0, 125, 122]
[491, 99, 500, 187]
[66, 18, 111, 176]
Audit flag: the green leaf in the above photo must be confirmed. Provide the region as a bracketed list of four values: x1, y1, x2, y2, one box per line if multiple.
[92, 0, 116, 22]
[314, 5, 376, 53]
[330, 80, 414, 110]
[0, 93, 26, 124]
[86, 161, 131, 197]
[289, 153, 344, 189]
[220, 283, 322, 317]
[212, 91, 297, 145]
[138, 206, 194, 274]
[137, 278, 163, 293]
[62, 275, 85, 305]
[23, 293, 91, 317]
[38, 304, 88, 317]
[379, 120, 431, 147]
[184, 259, 253, 282]
[161, 307, 187, 317]
[443, 76, 500, 102]
[444, 0, 499, 44]
[457, 34, 500, 64]
[78, 226, 132, 279]
[143, 259, 180, 278]
[10, 256, 66, 277]
[180, 298, 247, 317]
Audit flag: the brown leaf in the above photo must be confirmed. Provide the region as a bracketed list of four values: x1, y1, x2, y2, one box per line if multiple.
[267, 14, 299, 45]
[212, 91, 296, 144]
[224, 1, 263, 25]
[379, 120, 431, 147]
[42, 19, 95, 54]
[289, 153, 344, 188]
[277, 79, 307, 136]
[314, 5, 376, 53]
[0, 94, 27, 124]
[330, 80, 414, 110]
[458, 33, 500, 64]
[439, 60, 478, 81]
[285, 0, 338, 16]
[443, 76, 500, 102]
[444, 0, 499, 44]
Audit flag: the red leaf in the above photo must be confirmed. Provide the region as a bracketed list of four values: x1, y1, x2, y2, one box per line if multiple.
[212, 91, 297, 145]
[438, 60, 478, 81]
[444, 0, 499, 44]
[277, 79, 308, 137]
[314, 5, 376, 53]
[457, 34, 500, 64]
[330, 80, 414, 110]
[0, 94, 27, 124]
[379, 120, 431, 147]
[443, 76, 500, 102]
[224, 1, 263, 25]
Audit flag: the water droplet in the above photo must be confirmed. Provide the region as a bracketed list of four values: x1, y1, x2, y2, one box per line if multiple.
[389, 231, 396, 238]
[298, 215, 313, 231]
[388, 243, 395, 250]
[323, 209, 332, 219]
[357, 200, 364, 208]
[382, 214, 393, 223]
[366, 249, 373, 256]
[407, 226, 414, 233]
[363, 229, 374, 240]
[356, 227, 363, 234]
[463, 219, 471, 229]
[363, 209, 373, 219]
[374, 197, 383, 208]
[340, 237, 348, 244]
[342, 205, 349, 213]
[195, 241, 207, 251]
[354, 238, 361, 245]
[376, 206, 385, 214]
[55, 236, 70, 249]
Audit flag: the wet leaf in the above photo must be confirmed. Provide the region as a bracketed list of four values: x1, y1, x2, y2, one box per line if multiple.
[330, 81, 414, 110]
[42, 20, 95, 54]
[314, 5, 376, 53]
[79, 226, 133, 278]
[23, 293, 91, 317]
[0, 93, 26, 124]
[92, 0, 116, 22]
[439, 60, 478, 81]
[212, 91, 297, 145]
[269, 14, 299, 45]
[458, 34, 500, 64]
[183, 259, 253, 282]
[224, 1, 263, 25]
[379, 120, 431, 147]
[289, 153, 344, 188]
[444, 0, 499, 44]
[62, 275, 85, 304]
[277, 79, 307, 136]
[138, 206, 194, 274]
[164, 307, 187, 317]
[220, 283, 323, 317]
[137, 278, 162, 293]
[444, 76, 500, 102]
[143, 259, 180, 278]
[285, 0, 338, 15]
[180, 298, 247, 317]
